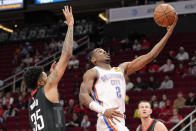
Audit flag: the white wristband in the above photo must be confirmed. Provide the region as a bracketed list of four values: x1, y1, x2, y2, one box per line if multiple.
[89, 101, 106, 115]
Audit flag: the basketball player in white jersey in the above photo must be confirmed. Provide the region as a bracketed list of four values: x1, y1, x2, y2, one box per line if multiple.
[137, 101, 168, 131]
[79, 15, 178, 131]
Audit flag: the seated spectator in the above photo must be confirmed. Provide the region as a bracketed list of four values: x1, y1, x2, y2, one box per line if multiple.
[65, 112, 81, 128]
[159, 94, 170, 109]
[74, 103, 88, 116]
[148, 60, 160, 73]
[132, 39, 141, 51]
[159, 59, 175, 72]
[0, 92, 4, 104]
[3, 92, 14, 106]
[81, 115, 91, 128]
[0, 80, 4, 88]
[168, 50, 176, 60]
[65, 99, 75, 121]
[185, 91, 196, 106]
[133, 108, 140, 119]
[175, 63, 188, 76]
[22, 54, 33, 65]
[57, 40, 63, 51]
[125, 77, 134, 91]
[33, 50, 42, 63]
[26, 42, 33, 55]
[159, 75, 174, 89]
[3, 105, 16, 120]
[168, 108, 183, 124]
[0, 104, 4, 123]
[141, 38, 151, 50]
[73, 39, 78, 50]
[49, 39, 56, 51]
[176, 46, 189, 61]
[15, 95, 27, 111]
[20, 46, 28, 56]
[188, 65, 196, 76]
[14, 63, 25, 73]
[21, 91, 29, 104]
[133, 76, 147, 91]
[148, 76, 159, 90]
[160, 98, 173, 116]
[150, 95, 159, 109]
[68, 55, 79, 69]
[173, 92, 186, 109]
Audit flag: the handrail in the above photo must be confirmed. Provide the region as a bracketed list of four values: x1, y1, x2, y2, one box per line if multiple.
[170, 108, 196, 131]
[0, 35, 89, 91]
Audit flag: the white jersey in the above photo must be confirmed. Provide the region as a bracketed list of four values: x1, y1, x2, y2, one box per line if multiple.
[93, 66, 126, 115]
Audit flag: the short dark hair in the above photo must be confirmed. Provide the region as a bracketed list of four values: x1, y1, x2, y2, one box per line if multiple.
[138, 100, 151, 108]
[24, 66, 43, 89]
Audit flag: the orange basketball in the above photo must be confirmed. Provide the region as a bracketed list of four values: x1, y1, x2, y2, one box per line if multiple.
[154, 4, 176, 27]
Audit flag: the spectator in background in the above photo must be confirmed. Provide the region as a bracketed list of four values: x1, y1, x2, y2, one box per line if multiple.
[159, 59, 175, 72]
[33, 50, 42, 63]
[57, 40, 63, 51]
[168, 108, 183, 124]
[65, 99, 75, 121]
[0, 81, 3, 88]
[160, 99, 173, 116]
[148, 60, 160, 73]
[125, 77, 134, 91]
[3, 92, 14, 106]
[81, 115, 91, 128]
[3, 105, 16, 120]
[141, 38, 151, 50]
[15, 95, 27, 111]
[168, 50, 176, 60]
[22, 54, 33, 65]
[68, 55, 79, 69]
[74, 103, 88, 116]
[14, 63, 25, 74]
[159, 75, 174, 89]
[20, 45, 28, 56]
[175, 63, 188, 76]
[148, 76, 159, 90]
[0, 104, 4, 123]
[73, 39, 79, 50]
[176, 46, 189, 61]
[173, 92, 186, 109]
[49, 39, 56, 51]
[185, 91, 196, 106]
[132, 39, 141, 51]
[65, 112, 81, 128]
[150, 95, 159, 109]
[26, 42, 33, 55]
[0, 92, 3, 104]
[159, 94, 170, 109]
[133, 108, 140, 119]
[134, 76, 147, 91]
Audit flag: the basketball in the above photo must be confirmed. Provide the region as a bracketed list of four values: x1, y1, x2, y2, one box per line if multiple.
[154, 4, 176, 27]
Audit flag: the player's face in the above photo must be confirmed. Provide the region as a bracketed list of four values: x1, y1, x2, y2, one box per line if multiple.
[138, 102, 152, 118]
[38, 72, 48, 87]
[92, 48, 110, 64]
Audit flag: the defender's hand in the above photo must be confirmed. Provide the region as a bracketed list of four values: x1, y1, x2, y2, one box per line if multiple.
[62, 6, 74, 26]
[104, 107, 124, 125]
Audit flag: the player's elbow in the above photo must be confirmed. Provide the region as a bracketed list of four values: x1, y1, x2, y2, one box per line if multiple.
[147, 52, 157, 61]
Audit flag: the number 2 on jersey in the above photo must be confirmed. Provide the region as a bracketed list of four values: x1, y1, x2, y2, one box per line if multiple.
[115, 86, 121, 98]
[31, 109, 45, 131]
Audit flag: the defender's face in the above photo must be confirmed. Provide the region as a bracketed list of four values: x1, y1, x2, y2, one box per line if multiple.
[138, 102, 152, 118]
[38, 72, 47, 86]
[92, 48, 110, 64]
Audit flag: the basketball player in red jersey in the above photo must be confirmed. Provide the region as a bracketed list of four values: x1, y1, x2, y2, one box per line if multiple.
[79, 15, 178, 131]
[137, 101, 168, 131]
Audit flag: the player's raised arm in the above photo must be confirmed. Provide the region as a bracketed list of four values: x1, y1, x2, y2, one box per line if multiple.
[46, 6, 74, 87]
[120, 15, 178, 76]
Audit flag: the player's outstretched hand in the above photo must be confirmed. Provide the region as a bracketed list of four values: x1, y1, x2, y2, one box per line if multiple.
[104, 107, 124, 125]
[167, 14, 178, 33]
[62, 6, 74, 26]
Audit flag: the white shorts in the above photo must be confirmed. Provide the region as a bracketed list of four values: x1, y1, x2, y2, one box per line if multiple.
[96, 116, 129, 131]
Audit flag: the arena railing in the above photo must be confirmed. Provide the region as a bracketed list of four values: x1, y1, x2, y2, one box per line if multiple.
[170, 108, 196, 131]
[0, 35, 89, 92]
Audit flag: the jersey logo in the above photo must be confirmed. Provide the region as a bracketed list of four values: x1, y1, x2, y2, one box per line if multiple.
[114, 67, 121, 72]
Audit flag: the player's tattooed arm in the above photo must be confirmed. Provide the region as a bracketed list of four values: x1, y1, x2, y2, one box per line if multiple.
[120, 15, 178, 76]
[46, 6, 74, 87]
[79, 69, 96, 107]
